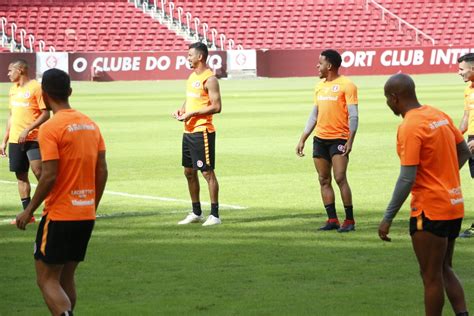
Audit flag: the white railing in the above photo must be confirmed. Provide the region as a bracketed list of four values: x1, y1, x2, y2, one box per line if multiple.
[185, 12, 192, 36]
[168, 2, 174, 27]
[1, 17, 7, 47]
[202, 23, 208, 45]
[38, 40, 45, 52]
[132, 0, 243, 50]
[193, 17, 200, 41]
[161, 0, 166, 19]
[177, 7, 183, 31]
[211, 28, 217, 49]
[228, 39, 234, 50]
[28, 34, 34, 52]
[19, 28, 27, 52]
[366, 0, 435, 45]
[219, 34, 226, 50]
[0, 16, 54, 52]
[10, 22, 17, 51]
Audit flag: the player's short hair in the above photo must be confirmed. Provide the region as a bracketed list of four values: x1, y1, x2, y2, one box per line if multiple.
[189, 42, 209, 61]
[321, 49, 342, 69]
[10, 59, 28, 74]
[458, 53, 474, 64]
[42, 68, 71, 102]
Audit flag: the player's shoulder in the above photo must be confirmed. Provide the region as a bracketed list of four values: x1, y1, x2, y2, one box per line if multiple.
[27, 79, 41, 90]
[338, 76, 357, 88]
[315, 79, 326, 89]
[465, 82, 473, 92]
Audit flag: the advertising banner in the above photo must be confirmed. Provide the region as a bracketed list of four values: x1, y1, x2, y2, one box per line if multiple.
[68, 51, 227, 81]
[36, 52, 69, 76]
[227, 50, 257, 71]
[257, 46, 474, 77]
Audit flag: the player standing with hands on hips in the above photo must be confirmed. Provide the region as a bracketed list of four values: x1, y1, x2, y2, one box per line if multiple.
[378, 73, 470, 316]
[296, 49, 359, 232]
[173, 42, 223, 226]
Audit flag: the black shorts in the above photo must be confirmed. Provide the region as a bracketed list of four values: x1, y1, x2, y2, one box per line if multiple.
[409, 212, 462, 241]
[312, 137, 347, 161]
[8, 141, 41, 173]
[468, 135, 474, 178]
[182, 131, 216, 171]
[34, 215, 95, 264]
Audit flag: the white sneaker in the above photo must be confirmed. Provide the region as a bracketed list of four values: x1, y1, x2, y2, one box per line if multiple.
[202, 215, 221, 226]
[178, 212, 203, 225]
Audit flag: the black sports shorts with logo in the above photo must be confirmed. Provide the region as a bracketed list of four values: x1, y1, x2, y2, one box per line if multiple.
[409, 212, 462, 241]
[468, 135, 474, 178]
[182, 130, 216, 171]
[312, 136, 347, 161]
[8, 141, 41, 173]
[34, 215, 95, 264]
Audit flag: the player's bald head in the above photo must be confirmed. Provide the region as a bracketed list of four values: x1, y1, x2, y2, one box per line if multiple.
[384, 73, 416, 99]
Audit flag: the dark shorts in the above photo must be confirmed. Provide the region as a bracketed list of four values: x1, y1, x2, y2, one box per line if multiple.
[468, 135, 474, 178]
[312, 137, 347, 161]
[182, 131, 216, 171]
[8, 141, 41, 173]
[34, 215, 95, 264]
[409, 212, 462, 241]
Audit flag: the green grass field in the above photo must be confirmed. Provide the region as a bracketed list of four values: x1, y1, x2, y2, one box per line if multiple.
[0, 74, 473, 315]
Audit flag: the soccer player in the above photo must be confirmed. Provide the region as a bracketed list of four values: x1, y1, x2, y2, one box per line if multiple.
[296, 49, 359, 232]
[15, 68, 108, 316]
[378, 73, 470, 316]
[173, 42, 222, 226]
[457, 52, 474, 238]
[1, 59, 49, 222]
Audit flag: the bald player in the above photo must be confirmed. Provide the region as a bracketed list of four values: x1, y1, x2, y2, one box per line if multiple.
[457, 52, 474, 238]
[378, 73, 470, 316]
[1, 59, 49, 221]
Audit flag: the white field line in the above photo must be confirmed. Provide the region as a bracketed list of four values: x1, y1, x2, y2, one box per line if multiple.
[1, 210, 184, 224]
[0, 180, 247, 210]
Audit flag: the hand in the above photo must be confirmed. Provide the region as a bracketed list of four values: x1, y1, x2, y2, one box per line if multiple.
[177, 112, 193, 122]
[16, 209, 33, 230]
[468, 140, 474, 154]
[342, 142, 352, 156]
[0, 142, 7, 157]
[17, 129, 30, 144]
[296, 141, 305, 157]
[172, 109, 183, 120]
[378, 220, 392, 242]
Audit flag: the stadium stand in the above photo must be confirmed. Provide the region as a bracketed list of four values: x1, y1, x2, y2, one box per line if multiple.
[166, 0, 472, 49]
[0, 0, 189, 52]
[0, 0, 471, 52]
[376, 0, 473, 46]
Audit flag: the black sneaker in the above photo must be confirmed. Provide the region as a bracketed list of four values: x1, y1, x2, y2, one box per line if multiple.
[337, 220, 355, 233]
[318, 221, 340, 231]
[459, 227, 474, 238]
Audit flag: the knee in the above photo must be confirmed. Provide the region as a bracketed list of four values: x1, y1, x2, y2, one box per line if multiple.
[318, 175, 331, 187]
[442, 263, 454, 277]
[201, 171, 215, 182]
[15, 172, 29, 183]
[419, 268, 443, 285]
[31, 166, 41, 179]
[334, 174, 347, 186]
[184, 169, 196, 180]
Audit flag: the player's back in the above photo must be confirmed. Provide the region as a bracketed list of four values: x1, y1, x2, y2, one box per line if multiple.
[398, 105, 463, 220]
[39, 109, 105, 221]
